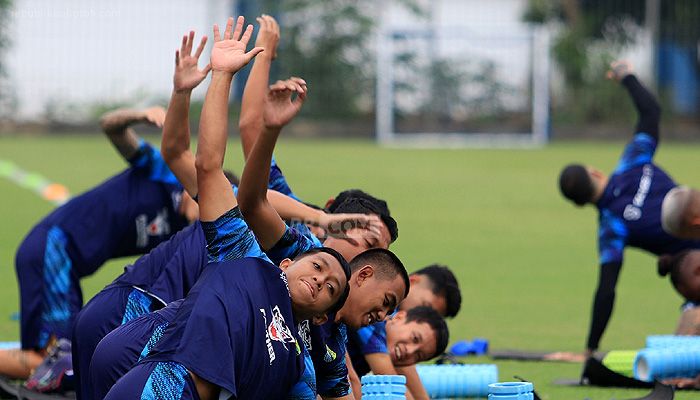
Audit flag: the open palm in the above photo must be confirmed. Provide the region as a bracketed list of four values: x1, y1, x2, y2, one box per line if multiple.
[211, 16, 263, 74]
[174, 31, 211, 92]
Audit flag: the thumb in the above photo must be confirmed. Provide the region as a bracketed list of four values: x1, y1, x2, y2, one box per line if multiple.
[245, 47, 265, 63]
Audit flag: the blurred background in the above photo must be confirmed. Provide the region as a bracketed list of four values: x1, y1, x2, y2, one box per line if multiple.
[0, 0, 697, 142]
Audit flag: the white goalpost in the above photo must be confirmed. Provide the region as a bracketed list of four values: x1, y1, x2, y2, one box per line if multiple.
[375, 24, 552, 148]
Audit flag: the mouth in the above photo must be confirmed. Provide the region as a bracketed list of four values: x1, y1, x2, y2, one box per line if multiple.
[393, 344, 403, 362]
[301, 279, 315, 299]
[365, 313, 377, 326]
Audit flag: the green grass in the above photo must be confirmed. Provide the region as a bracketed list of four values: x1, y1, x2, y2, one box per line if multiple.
[1, 134, 699, 399]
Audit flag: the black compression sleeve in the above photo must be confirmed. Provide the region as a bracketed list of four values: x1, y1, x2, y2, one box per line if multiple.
[586, 262, 623, 351]
[621, 75, 661, 141]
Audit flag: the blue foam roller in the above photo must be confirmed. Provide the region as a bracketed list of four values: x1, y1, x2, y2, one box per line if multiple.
[416, 364, 498, 398]
[646, 335, 700, 349]
[362, 374, 407, 399]
[488, 382, 534, 400]
[0, 341, 20, 350]
[634, 347, 700, 382]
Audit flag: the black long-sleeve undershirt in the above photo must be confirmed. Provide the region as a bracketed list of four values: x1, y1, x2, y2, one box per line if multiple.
[586, 262, 623, 351]
[621, 75, 661, 141]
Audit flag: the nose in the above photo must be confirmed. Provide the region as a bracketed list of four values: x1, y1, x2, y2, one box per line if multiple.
[407, 343, 420, 358]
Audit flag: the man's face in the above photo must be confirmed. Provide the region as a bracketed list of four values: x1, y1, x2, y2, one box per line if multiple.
[385, 311, 437, 366]
[399, 275, 447, 316]
[678, 251, 700, 304]
[337, 266, 406, 329]
[282, 252, 348, 322]
[323, 219, 391, 261]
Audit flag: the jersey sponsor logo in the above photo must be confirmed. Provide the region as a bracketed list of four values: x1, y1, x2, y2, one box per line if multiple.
[267, 306, 296, 351]
[135, 208, 171, 247]
[323, 345, 337, 363]
[623, 164, 653, 221]
[298, 320, 312, 351]
[260, 309, 276, 364]
[280, 272, 291, 297]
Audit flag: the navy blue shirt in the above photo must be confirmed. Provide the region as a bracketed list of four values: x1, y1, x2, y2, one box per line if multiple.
[347, 322, 388, 377]
[41, 141, 189, 277]
[596, 133, 700, 264]
[298, 316, 352, 398]
[144, 208, 307, 399]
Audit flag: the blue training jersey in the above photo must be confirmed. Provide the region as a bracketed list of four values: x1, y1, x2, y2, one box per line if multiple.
[596, 133, 700, 265]
[109, 222, 207, 304]
[347, 321, 388, 378]
[144, 207, 308, 399]
[298, 316, 352, 398]
[41, 141, 189, 277]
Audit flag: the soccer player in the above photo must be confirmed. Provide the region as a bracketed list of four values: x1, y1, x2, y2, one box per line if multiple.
[662, 186, 700, 240]
[103, 16, 351, 399]
[558, 60, 700, 357]
[3, 105, 199, 379]
[399, 264, 462, 318]
[346, 306, 449, 399]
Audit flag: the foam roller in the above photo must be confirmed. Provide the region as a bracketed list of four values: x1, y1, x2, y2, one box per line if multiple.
[634, 347, 700, 382]
[416, 364, 498, 398]
[488, 382, 534, 400]
[646, 335, 700, 349]
[361, 375, 407, 400]
[602, 350, 638, 377]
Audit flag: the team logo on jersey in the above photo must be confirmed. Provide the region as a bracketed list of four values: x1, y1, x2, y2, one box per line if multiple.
[135, 208, 171, 247]
[298, 320, 312, 351]
[267, 306, 296, 351]
[323, 345, 337, 363]
[624, 164, 653, 222]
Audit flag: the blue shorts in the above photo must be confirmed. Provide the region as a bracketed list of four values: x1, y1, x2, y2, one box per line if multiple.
[72, 285, 164, 400]
[103, 361, 201, 400]
[90, 305, 175, 400]
[15, 225, 82, 349]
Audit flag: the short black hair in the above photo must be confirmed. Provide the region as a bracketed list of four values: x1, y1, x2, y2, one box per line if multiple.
[658, 250, 692, 289]
[327, 189, 399, 243]
[413, 264, 462, 318]
[558, 164, 594, 206]
[223, 170, 240, 186]
[405, 306, 450, 360]
[297, 247, 351, 315]
[349, 248, 410, 300]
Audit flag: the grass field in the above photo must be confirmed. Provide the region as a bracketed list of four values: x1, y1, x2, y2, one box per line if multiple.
[0, 134, 699, 399]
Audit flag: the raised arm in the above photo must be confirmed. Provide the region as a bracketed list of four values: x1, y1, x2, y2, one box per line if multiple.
[585, 262, 622, 354]
[100, 107, 166, 160]
[607, 60, 661, 141]
[239, 15, 280, 159]
[195, 16, 263, 222]
[237, 78, 306, 249]
[161, 31, 211, 197]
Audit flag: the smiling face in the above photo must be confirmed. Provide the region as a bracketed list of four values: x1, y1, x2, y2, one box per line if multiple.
[323, 220, 392, 261]
[399, 275, 448, 316]
[336, 265, 406, 329]
[281, 251, 348, 322]
[385, 311, 438, 366]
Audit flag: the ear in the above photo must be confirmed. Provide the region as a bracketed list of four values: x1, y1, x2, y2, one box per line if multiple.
[387, 310, 406, 327]
[278, 258, 293, 272]
[356, 265, 374, 286]
[311, 314, 329, 325]
[409, 274, 420, 284]
[324, 197, 336, 210]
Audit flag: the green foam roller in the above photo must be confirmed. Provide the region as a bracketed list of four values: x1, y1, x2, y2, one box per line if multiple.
[602, 350, 638, 377]
[22, 173, 48, 190]
[0, 160, 17, 177]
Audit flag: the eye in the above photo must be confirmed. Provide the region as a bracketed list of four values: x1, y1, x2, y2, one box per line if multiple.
[412, 334, 419, 344]
[383, 296, 389, 307]
[327, 282, 335, 295]
[313, 262, 321, 271]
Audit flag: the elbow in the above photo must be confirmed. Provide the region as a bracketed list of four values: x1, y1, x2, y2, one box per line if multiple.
[161, 143, 186, 164]
[194, 154, 222, 176]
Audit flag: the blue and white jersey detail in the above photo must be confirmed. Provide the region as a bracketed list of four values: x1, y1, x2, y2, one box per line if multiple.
[613, 133, 657, 174]
[129, 140, 180, 185]
[141, 361, 188, 400]
[598, 210, 629, 265]
[201, 207, 270, 263]
[266, 225, 319, 265]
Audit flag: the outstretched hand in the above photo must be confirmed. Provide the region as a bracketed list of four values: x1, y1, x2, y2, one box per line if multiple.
[211, 16, 264, 74]
[263, 77, 307, 129]
[255, 14, 280, 60]
[606, 60, 633, 81]
[174, 31, 211, 93]
[321, 213, 384, 242]
[141, 107, 167, 128]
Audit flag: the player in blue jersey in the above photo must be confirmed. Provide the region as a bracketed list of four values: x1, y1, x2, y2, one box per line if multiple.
[558, 60, 700, 357]
[3, 106, 200, 379]
[104, 17, 352, 399]
[346, 306, 449, 395]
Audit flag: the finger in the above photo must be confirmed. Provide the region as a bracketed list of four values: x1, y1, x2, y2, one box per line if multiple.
[213, 24, 221, 42]
[194, 35, 207, 59]
[186, 30, 195, 55]
[175, 50, 180, 66]
[181, 34, 188, 55]
[201, 63, 212, 75]
[289, 77, 307, 86]
[244, 47, 264, 63]
[240, 24, 254, 46]
[231, 16, 243, 40]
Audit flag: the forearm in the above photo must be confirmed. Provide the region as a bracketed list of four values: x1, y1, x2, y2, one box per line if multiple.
[396, 365, 429, 400]
[238, 125, 287, 249]
[345, 352, 362, 400]
[267, 190, 325, 225]
[195, 72, 238, 221]
[162, 90, 197, 196]
[239, 55, 273, 159]
[621, 75, 660, 140]
[100, 109, 145, 159]
[586, 262, 621, 351]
